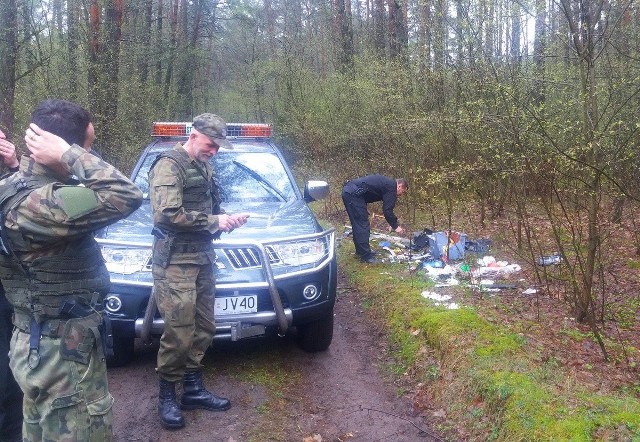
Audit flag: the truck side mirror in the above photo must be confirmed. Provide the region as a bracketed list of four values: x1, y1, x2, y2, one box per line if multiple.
[304, 180, 329, 202]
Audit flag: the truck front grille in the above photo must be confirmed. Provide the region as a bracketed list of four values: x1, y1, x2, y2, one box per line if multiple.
[223, 246, 281, 269]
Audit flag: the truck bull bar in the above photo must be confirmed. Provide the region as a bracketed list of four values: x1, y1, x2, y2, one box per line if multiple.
[96, 229, 335, 342]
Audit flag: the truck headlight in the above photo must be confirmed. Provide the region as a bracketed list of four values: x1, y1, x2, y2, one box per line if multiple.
[272, 239, 327, 266]
[101, 247, 151, 274]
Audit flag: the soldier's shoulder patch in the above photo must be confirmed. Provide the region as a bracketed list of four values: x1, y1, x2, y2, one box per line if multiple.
[54, 186, 99, 220]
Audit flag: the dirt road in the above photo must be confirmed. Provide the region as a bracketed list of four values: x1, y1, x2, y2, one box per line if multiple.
[108, 274, 446, 442]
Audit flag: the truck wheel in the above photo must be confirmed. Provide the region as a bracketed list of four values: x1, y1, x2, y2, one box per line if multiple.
[106, 336, 135, 367]
[297, 312, 334, 352]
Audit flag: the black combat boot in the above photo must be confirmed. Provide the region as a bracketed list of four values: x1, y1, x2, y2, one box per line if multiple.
[180, 371, 231, 411]
[158, 378, 185, 429]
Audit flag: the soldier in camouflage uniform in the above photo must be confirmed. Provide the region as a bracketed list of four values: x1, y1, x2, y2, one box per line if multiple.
[0, 99, 143, 441]
[149, 113, 248, 429]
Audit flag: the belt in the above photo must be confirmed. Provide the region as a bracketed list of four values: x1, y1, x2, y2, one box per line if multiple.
[173, 241, 212, 253]
[13, 311, 65, 338]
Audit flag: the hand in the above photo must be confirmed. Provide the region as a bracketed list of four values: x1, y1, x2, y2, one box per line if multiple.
[217, 213, 250, 232]
[394, 226, 405, 235]
[232, 213, 250, 226]
[24, 123, 71, 166]
[0, 130, 19, 169]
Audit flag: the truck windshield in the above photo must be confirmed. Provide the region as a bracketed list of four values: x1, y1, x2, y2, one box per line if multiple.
[134, 150, 296, 203]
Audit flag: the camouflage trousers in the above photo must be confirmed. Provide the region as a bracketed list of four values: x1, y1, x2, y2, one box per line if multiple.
[9, 322, 113, 441]
[153, 262, 216, 382]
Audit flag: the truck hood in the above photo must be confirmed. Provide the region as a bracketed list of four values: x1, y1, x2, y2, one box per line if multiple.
[98, 199, 322, 243]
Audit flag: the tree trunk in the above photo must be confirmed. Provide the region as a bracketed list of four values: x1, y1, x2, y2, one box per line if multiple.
[532, 0, 546, 107]
[373, 0, 385, 57]
[334, 0, 354, 72]
[87, 0, 124, 160]
[67, 0, 80, 102]
[0, 0, 17, 136]
[387, 0, 407, 59]
[174, 0, 203, 119]
[139, 0, 153, 84]
[155, 0, 164, 86]
[417, 0, 432, 74]
[510, 1, 521, 60]
[163, 0, 179, 102]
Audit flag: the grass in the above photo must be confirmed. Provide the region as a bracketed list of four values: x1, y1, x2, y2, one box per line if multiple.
[338, 241, 640, 441]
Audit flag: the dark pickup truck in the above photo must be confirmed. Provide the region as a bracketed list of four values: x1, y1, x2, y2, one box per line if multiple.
[96, 122, 336, 366]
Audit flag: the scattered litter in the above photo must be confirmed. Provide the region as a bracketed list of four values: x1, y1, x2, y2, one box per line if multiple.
[381, 247, 396, 258]
[418, 261, 462, 286]
[420, 290, 459, 309]
[536, 253, 562, 266]
[421, 291, 452, 302]
[409, 228, 468, 261]
[465, 238, 492, 254]
[471, 256, 521, 277]
[435, 278, 460, 287]
[474, 264, 521, 276]
[477, 256, 500, 266]
[369, 230, 410, 246]
[480, 283, 518, 291]
[419, 258, 445, 269]
[472, 277, 521, 292]
[347, 226, 544, 301]
[424, 264, 456, 276]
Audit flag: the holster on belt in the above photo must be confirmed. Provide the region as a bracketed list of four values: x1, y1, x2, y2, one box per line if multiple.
[152, 227, 175, 269]
[59, 299, 114, 361]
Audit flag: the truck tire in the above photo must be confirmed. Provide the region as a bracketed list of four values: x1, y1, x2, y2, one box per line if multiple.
[296, 312, 334, 352]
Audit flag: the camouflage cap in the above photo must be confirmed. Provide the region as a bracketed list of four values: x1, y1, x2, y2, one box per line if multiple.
[192, 113, 233, 150]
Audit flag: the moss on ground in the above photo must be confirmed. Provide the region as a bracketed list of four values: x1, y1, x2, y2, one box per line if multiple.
[338, 243, 640, 441]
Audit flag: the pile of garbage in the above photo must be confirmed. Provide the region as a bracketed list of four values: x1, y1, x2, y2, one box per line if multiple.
[369, 228, 487, 267]
[368, 228, 531, 294]
[344, 226, 559, 300]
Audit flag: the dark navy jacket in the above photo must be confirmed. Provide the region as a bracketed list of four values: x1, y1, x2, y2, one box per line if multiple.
[343, 175, 399, 229]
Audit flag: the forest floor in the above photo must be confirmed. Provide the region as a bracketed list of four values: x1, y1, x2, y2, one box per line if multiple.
[359, 209, 640, 402]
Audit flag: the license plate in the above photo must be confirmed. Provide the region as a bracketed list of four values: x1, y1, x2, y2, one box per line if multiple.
[214, 295, 258, 316]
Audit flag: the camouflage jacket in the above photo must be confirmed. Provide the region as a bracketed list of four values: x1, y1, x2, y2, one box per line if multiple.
[149, 144, 223, 265]
[0, 145, 143, 261]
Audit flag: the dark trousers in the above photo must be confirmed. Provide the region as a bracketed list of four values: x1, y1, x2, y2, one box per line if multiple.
[342, 191, 374, 260]
[0, 288, 23, 442]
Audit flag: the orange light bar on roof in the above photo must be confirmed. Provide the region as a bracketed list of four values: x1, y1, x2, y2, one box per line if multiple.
[152, 122, 271, 138]
[226, 124, 272, 137]
[152, 122, 193, 137]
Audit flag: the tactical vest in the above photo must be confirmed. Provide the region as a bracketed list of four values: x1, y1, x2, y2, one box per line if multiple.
[0, 172, 111, 321]
[151, 147, 222, 243]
